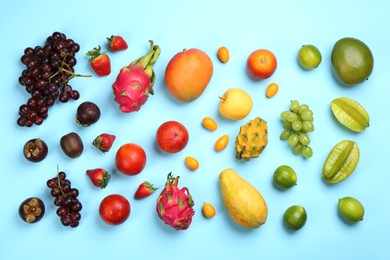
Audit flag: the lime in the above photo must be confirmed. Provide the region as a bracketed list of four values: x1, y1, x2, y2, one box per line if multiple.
[338, 197, 364, 222]
[298, 44, 322, 70]
[331, 37, 373, 86]
[283, 205, 307, 231]
[273, 165, 297, 189]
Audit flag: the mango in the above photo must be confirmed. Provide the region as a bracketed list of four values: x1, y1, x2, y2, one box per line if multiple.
[219, 168, 268, 228]
[165, 48, 213, 103]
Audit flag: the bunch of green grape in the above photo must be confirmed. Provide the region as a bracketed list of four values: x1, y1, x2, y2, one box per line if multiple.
[280, 100, 314, 158]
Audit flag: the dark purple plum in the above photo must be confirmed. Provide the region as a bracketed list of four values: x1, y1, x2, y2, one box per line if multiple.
[76, 101, 101, 127]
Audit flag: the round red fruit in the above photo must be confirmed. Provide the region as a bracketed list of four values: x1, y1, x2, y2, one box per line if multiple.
[156, 121, 189, 153]
[115, 143, 147, 176]
[99, 194, 130, 225]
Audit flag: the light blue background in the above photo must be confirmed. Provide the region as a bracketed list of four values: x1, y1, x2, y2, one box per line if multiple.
[1, 0, 389, 259]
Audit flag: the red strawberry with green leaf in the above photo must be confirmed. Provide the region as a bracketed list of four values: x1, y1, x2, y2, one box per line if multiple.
[107, 35, 128, 51]
[86, 45, 111, 76]
[86, 168, 111, 189]
[93, 133, 116, 152]
[134, 181, 158, 199]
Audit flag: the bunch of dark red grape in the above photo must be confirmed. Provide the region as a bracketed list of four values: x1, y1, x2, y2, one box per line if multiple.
[17, 31, 89, 127]
[46, 171, 82, 228]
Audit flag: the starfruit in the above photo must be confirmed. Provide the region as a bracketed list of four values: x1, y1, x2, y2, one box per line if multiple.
[331, 97, 370, 132]
[322, 140, 360, 184]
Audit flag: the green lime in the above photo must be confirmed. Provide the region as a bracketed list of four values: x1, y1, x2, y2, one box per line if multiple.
[298, 44, 322, 70]
[273, 165, 297, 189]
[283, 205, 307, 231]
[338, 197, 364, 222]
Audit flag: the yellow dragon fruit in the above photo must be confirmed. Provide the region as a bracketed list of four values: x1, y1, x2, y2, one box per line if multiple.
[112, 40, 160, 113]
[156, 173, 195, 230]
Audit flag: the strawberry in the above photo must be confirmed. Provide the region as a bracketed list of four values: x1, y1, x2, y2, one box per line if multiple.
[86, 168, 111, 189]
[93, 133, 116, 153]
[86, 45, 111, 76]
[134, 181, 158, 199]
[107, 35, 128, 51]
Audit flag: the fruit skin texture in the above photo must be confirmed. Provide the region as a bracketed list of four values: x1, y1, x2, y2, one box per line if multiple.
[283, 205, 307, 231]
[99, 194, 131, 225]
[86, 45, 111, 76]
[93, 133, 116, 152]
[247, 49, 277, 80]
[60, 132, 84, 158]
[218, 88, 253, 120]
[338, 197, 365, 222]
[331, 97, 370, 132]
[273, 165, 297, 189]
[86, 168, 111, 189]
[107, 35, 128, 51]
[23, 138, 48, 162]
[219, 168, 268, 228]
[165, 48, 213, 103]
[298, 44, 322, 70]
[184, 156, 199, 171]
[19, 197, 45, 223]
[217, 46, 230, 63]
[112, 41, 161, 112]
[156, 121, 189, 153]
[156, 173, 195, 230]
[134, 181, 158, 199]
[265, 83, 279, 98]
[235, 117, 268, 160]
[202, 202, 216, 218]
[76, 101, 101, 127]
[331, 37, 374, 86]
[214, 134, 229, 152]
[322, 140, 359, 184]
[202, 117, 218, 131]
[115, 143, 147, 176]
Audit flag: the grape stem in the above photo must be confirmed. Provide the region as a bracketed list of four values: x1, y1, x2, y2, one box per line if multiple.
[56, 165, 65, 196]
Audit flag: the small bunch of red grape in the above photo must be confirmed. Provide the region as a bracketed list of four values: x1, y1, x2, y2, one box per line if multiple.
[46, 171, 82, 228]
[17, 31, 89, 127]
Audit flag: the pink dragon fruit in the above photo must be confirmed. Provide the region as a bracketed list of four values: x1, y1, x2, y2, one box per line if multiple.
[156, 173, 195, 230]
[112, 40, 161, 113]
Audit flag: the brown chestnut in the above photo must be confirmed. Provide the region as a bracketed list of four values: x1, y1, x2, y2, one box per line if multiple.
[60, 132, 83, 158]
[23, 138, 48, 162]
[76, 101, 101, 127]
[19, 197, 45, 223]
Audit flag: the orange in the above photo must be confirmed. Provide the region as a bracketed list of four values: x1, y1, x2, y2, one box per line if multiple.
[247, 49, 277, 80]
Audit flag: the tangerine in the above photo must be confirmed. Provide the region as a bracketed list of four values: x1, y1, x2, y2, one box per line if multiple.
[247, 49, 277, 80]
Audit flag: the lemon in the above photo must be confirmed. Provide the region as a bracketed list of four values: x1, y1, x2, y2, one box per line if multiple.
[338, 197, 364, 222]
[298, 44, 322, 70]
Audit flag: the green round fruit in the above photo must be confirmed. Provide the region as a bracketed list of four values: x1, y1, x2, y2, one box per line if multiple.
[298, 44, 322, 70]
[273, 165, 297, 189]
[331, 37, 374, 86]
[283, 205, 307, 231]
[338, 197, 365, 222]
